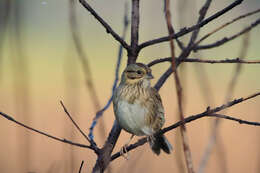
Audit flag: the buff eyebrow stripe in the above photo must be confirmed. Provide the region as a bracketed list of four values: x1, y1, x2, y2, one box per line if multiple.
[127, 70, 136, 73]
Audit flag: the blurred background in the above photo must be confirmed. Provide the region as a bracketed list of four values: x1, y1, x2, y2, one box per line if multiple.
[0, 0, 260, 172]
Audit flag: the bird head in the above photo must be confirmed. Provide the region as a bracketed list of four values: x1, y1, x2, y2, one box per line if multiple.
[121, 63, 154, 86]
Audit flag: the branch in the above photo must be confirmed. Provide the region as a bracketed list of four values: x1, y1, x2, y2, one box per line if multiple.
[138, 0, 244, 50]
[128, 0, 140, 64]
[88, 3, 129, 141]
[92, 1, 140, 172]
[60, 101, 99, 153]
[79, 161, 84, 173]
[165, 0, 194, 172]
[147, 57, 260, 67]
[70, 0, 106, 142]
[111, 91, 260, 161]
[194, 8, 260, 48]
[79, 0, 130, 51]
[0, 111, 93, 150]
[194, 18, 260, 51]
[197, 33, 250, 173]
[187, 0, 212, 47]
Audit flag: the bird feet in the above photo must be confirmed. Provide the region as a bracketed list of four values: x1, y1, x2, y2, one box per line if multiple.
[147, 134, 155, 144]
[120, 144, 129, 160]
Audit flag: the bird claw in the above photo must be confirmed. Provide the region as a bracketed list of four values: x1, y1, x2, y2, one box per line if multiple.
[147, 135, 155, 144]
[120, 145, 129, 160]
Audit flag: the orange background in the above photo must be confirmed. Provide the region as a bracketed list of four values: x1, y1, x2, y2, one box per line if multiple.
[0, 0, 260, 172]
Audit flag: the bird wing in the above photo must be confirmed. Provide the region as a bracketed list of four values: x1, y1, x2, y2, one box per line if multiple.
[146, 88, 165, 131]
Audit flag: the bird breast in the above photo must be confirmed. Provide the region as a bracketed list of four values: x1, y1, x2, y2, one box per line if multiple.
[115, 100, 154, 136]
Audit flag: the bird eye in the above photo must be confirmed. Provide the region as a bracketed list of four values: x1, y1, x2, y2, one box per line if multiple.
[137, 70, 142, 75]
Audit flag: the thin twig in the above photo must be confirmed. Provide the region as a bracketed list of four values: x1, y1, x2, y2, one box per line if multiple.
[88, 2, 129, 141]
[111, 91, 260, 161]
[188, 0, 212, 47]
[138, 0, 244, 50]
[60, 101, 99, 153]
[194, 18, 260, 51]
[164, 0, 194, 172]
[92, 1, 140, 172]
[147, 57, 260, 67]
[79, 0, 130, 51]
[0, 111, 93, 150]
[197, 33, 250, 173]
[193, 8, 260, 48]
[69, 0, 106, 142]
[79, 160, 84, 173]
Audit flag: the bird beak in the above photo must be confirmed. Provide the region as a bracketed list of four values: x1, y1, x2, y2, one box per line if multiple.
[147, 72, 154, 79]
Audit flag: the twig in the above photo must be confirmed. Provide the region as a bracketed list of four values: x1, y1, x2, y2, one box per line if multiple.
[0, 111, 93, 150]
[138, 0, 244, 50]
[193, 8, 260, 48]
[92, 1, 140, 172]
[197, 33, 250, 173]
[60, 101, 99, 153]
[111, 91, 260, 161]
[79, 161, 84, 173]
[164, 0, 194, 172]
[128, 0, 140, 64]
[188, 0, 212, 47]
[69, 0, 105, 142]
[88, 2, 129, 141]
[79, 0, 130, 51]
[147, 57, 260, 67]
[194, 18, 260, 51]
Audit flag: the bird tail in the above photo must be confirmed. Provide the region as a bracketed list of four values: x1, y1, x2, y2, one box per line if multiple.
[149, 134, 173, 155]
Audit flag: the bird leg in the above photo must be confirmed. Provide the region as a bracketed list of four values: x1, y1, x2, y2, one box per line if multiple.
[147, 134, 155, 144]
[120, 134, 134, 160]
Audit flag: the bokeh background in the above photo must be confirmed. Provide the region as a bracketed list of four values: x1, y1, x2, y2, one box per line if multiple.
[0, 0, 260, 172]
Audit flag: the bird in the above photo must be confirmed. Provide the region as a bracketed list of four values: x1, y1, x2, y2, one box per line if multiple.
[113, 63, 172, 155]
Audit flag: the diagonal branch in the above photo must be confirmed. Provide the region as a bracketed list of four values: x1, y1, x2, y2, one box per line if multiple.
[88, 3, 129, 142]
[164, 0, 194, 172]
[193, 8, 260, 49]
[0, 111, 93, 150]
[147, 57, 260, 67]
[60, 101, 99, 153]
[79, 0, 130, 51]
[194, 18, 260, 51]
[187, 0, 212, 47]
[138, 0, 244, 50]
[111, 91, 260, 161]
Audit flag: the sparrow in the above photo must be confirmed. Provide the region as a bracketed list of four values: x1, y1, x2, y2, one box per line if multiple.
[113, 63, 172, 155]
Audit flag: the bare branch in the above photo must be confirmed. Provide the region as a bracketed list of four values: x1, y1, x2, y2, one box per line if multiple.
[194, 18, 260, 51]
[69, 0, 106, 142]
[194, 8, 260, 48]
[79, 161, 84, 173]
[79, 0, 130, 51]
[164, 0, 194, 172]
[111, 91, 260, 161]
[128, 0, 140, 64]
[188, 0, 212, 46]
[198, 33, 250, 173]
[60, 101, 99, 153]
[88, 3, 129, 142]
[138, 0, 244, 50]
[0, 111, 93, 150]
[148, 57, 260, 67]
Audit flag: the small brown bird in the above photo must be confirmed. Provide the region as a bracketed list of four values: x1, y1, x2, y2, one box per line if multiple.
[113, 63, 172, 155]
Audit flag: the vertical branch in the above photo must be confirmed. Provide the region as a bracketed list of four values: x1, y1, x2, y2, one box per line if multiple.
[92, 1, 138, 172]
[164, 1, 194, 173]
[88, 3, 129, 141]
[69, 0, 107, 142]
[198, 33, 250, 173]
[128, 0, 140, 64]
